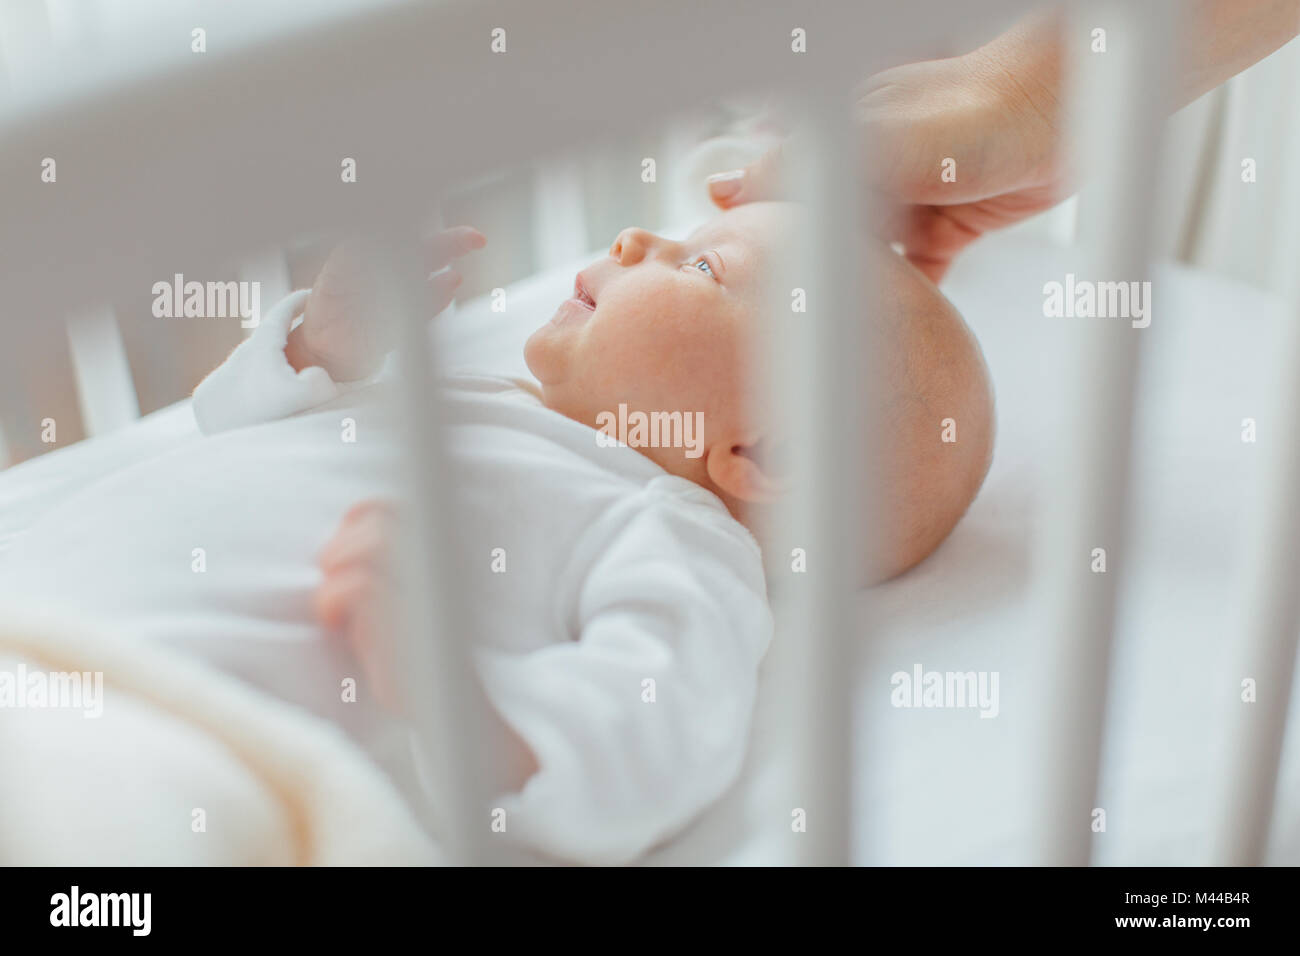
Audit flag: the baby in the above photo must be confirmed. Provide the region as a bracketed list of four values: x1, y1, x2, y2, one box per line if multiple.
[262, 200, 995, 860]
[0, 201, 989, 865]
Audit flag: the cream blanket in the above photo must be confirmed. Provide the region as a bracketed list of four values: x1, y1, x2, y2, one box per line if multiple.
[0, 603, 438, 865]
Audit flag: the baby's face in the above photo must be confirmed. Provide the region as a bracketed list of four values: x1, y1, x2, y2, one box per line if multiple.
[525, 202, 792, 470]
[525, 200, 995, 581]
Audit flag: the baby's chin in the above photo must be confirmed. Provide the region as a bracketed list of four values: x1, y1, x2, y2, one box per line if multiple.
[523, 317, 573, 388]
[525, 291, 603, 379]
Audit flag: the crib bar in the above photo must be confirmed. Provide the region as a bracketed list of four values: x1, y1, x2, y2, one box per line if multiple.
[1210, 215, 1300, 866]
[65, 308, 140, 436]
[765, 97, 862, 866]
[237, 248, 294, 339]
[531, 159, 589, 271]
[383, 233, 505, 865]
[1029, 0, 1174, 865]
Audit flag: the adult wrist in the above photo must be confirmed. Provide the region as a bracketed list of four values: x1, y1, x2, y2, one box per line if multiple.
[962, 15, 1064, 186]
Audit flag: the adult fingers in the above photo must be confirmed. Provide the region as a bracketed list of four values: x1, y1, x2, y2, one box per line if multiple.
[707, 142, 787, 209]
[884, 204, 984, 284]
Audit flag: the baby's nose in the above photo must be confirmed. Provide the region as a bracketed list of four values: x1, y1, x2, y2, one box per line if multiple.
[609, 227, 656, 265]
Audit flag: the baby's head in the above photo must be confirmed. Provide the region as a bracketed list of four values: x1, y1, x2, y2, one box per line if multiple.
[524, 201, 994, 583]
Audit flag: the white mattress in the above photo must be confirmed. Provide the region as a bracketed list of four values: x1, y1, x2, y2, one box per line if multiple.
[3, 232, 1298, 865]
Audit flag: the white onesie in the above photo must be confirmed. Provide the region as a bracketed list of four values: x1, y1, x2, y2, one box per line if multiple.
[1, 291, 773, 865]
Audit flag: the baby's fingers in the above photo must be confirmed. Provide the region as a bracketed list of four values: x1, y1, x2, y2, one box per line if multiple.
[315, 564, 375, 632]
[319, 501, 399, 573]
[426, 226, 486, 271]
[429, 269, 462, 316]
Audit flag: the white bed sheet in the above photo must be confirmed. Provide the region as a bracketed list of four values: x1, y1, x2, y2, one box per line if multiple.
[3, 232, 1298, 865]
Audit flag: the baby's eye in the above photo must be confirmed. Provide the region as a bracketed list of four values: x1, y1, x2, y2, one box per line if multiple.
[687, 254, 717, 280]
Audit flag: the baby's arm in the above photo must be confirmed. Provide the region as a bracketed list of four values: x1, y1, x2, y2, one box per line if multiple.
[191, 228, 484, 435]
[481, 481, 773, 865]
[315, 499, 539, 793]
[315, 481, 770, 864]
[190, 289, 339, 434]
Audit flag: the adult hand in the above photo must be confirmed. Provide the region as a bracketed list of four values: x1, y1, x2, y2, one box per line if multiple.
[712, 0, 1300, 282]
[709, 18, 1070, 282]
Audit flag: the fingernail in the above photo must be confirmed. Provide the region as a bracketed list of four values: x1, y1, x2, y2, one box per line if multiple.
[707, 169, 745, 200]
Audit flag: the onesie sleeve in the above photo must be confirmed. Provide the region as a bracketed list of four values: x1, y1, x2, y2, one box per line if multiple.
[191, 289, 343, 435]
[478, 476, 773, 865]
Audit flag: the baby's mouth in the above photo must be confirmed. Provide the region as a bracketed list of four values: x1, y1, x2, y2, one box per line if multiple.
[547, 274, 597, 328]
[572, 275, 596, 311]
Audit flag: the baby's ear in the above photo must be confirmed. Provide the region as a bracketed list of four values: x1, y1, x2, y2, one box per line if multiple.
[706, 436, 789, 504]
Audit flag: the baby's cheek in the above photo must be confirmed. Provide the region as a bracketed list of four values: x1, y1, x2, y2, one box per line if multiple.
[605, 333, 678, 396]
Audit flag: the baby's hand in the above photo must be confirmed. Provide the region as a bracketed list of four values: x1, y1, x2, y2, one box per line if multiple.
[286, 227, 487, 381]
[315, 499, 408, 712]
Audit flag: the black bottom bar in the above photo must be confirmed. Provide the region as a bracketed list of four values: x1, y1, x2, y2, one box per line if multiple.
[0, 865, 1283, 941]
